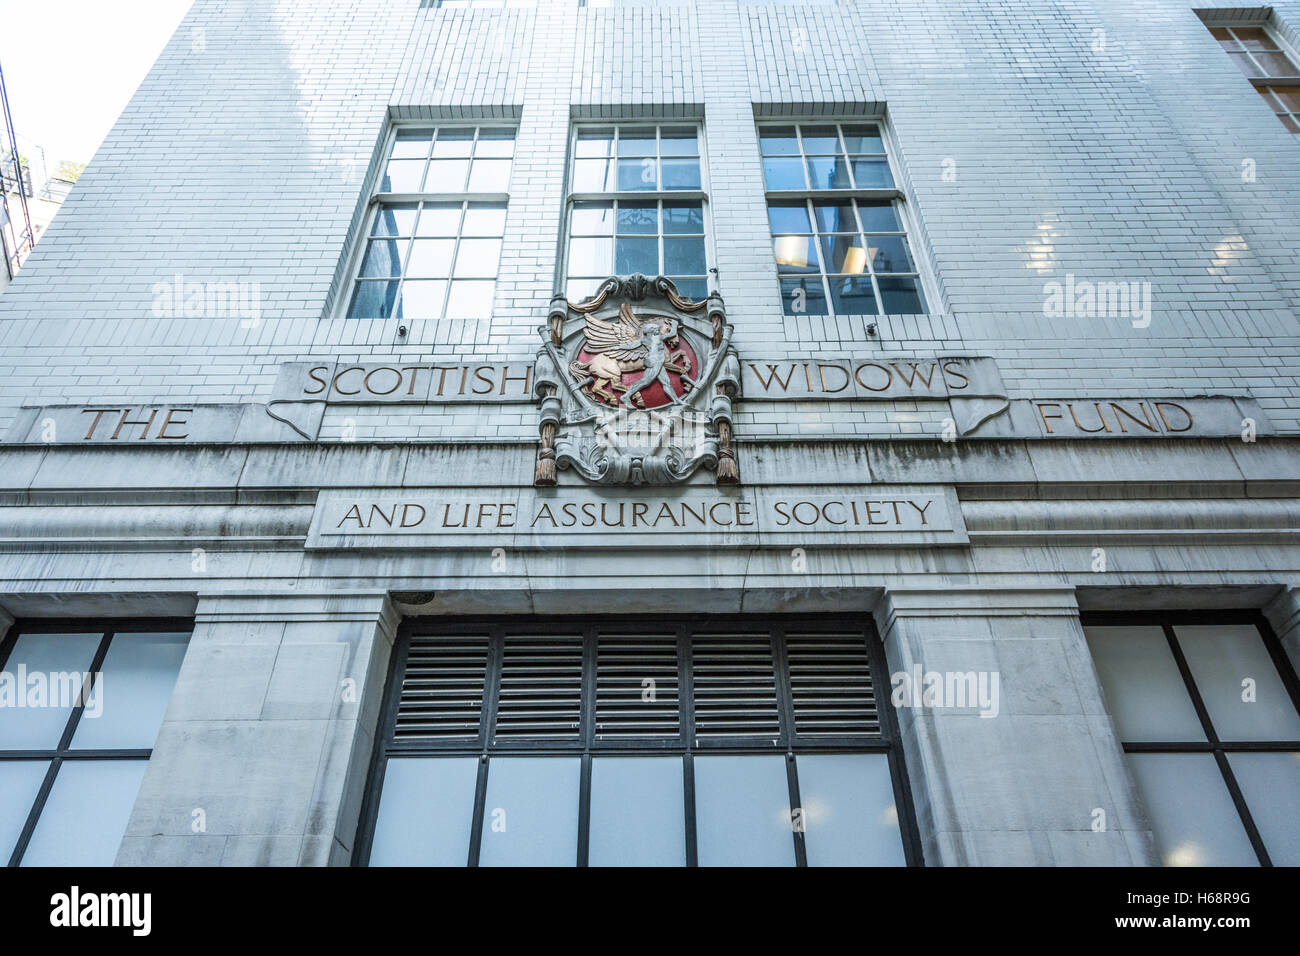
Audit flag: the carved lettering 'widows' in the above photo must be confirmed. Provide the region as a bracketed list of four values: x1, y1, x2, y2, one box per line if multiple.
[745, 359, 970, 395]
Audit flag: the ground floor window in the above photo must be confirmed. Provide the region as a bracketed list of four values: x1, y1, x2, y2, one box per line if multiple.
[1083, 611, 1300, 866]
[0, 619, 191, 866]
[358, 615, 920, 866]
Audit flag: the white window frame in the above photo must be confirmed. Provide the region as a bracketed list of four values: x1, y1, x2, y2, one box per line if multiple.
[758, 117, 936, 320]
[1203, 16, 1300, 132]
[559, 121, 715, 304]
[338, 122, 516, 321]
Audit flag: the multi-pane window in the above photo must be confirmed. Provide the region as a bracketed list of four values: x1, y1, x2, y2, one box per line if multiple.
[1207, 23, 1300, 132]
[1084, 613, 1300, 866]
[358, 616, 918, 867]
[563, 125, 709, 303]
[0, 621, 190, 867]
[347, 126, 514, 321]
[759, 122, 926, 317]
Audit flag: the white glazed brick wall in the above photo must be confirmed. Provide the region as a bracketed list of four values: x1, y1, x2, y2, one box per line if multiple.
[0, 0, 1297, 437]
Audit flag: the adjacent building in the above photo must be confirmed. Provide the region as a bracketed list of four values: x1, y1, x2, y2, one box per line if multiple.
[0, 0, 1298, 867]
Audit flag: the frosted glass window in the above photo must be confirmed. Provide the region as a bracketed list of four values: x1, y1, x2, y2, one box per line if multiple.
[1127, 754, 1257, 866]
[797, 753, 905, 866]
[694, 755, 794, 866]
[1174, 624, 1300, 741]
[1084, 626, 1205, 741]
[71, 632, 188, 750]
[0, 633, 101, 749]
[369, 757, 478, 866]
[1227, 752, 1300, 866]
[478, 757, 580, 866]
[0, 761, 48, 863]
[20, 759, 148, 867]
[589, 757, 685, 866]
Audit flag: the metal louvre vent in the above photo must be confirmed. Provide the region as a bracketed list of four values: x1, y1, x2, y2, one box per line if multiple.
[692, 634, 781, 739]
[493, 634, 583, 740]
[786, 633, 879, 737]
[595, 635, 679, 739]
[395, 637, 489, 741]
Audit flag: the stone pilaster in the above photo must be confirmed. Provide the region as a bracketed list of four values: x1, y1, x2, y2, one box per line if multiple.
[116, 592, 398, 866]
[874, 586, 1157, 866]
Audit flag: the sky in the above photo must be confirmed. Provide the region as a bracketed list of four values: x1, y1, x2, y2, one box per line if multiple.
[0, 0, 195, 177]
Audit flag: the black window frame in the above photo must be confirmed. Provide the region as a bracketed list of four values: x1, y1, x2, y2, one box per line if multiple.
[356, 613, 923, 867]
[0, 617, 194, 868]
[1082, 608, 1300, 867]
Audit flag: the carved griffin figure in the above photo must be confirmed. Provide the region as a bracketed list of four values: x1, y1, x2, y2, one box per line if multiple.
[567, 301, 695, 408]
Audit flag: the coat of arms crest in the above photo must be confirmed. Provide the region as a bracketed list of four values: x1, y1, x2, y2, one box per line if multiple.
[533, 275, 740, 486]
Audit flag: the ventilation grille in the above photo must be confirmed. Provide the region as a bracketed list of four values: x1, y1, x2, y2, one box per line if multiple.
[692, 634, 780, 739]
[493, 634, 583, 740]
[396, 637, 489, 741]
[786, 634, 879, 737]
[596, 635, 679, 739]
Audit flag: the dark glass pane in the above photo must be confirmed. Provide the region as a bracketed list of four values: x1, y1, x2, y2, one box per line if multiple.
[877, 276, 926, 314]
[432, 128, 475, 157]
[768, 202, 811, 234]
[475, 128, 516, 157]
[348, 280, 399, 318]
[812, 201, 855, 233]
[820, 234, 867, 274]
[773, 235, 819, 273]
[664, 236, 705, 275]
[850, 157, 893, 188]
[779, 277, 828, 316]
[660, 158, 701, 190]
[763, 157, 806, 190]
[671, 277, 707, 301]
[1254, 50, 1300, 76]
[866, 235, 913, 273]
[806, 155, 851, 189]
[1233, 27, 1278, 51]
[617, 127, 657, 156]
[617, 157, 658, 191]
[856, 200, 901, 232]
[829, 275, 877, 315]
[391, 129, 434, 159]
[663, 202, 704, 234]
[575, 127, 614, 157]
[360, 239, 406, 278]
[659, 127, 699, 156]
[759, 126, 799, 155]
[799, 125, 840, 153]
[615, 236, 658, 274]
[841, 124, 884, 154]
[371, 203, 418, 236]
[616, 203, 657, 235]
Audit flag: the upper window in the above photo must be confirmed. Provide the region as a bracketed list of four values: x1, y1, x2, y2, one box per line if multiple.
[357, 615, 918, 867]
[563, 124, 709, 303]
[1085, 613, 1300, 866]
[759, 122, 926, 318]
[1206, 22, 1300, 132]
[1, 621, 191, 867]
[347, 126, 515, 321]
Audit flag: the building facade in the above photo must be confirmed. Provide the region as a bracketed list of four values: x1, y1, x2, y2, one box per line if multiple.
[1, 0, 1299, 867]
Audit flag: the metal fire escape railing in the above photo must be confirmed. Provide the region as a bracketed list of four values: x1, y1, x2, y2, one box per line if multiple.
[0, 56, 36, 282]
